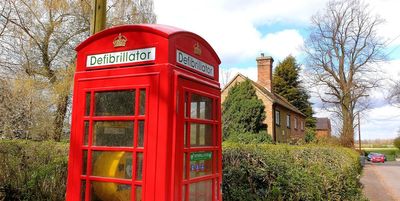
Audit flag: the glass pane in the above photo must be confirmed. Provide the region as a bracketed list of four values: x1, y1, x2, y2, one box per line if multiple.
[95, 90, 135, 116]
[136, 152, 143, 180]
[135, 186, 142, 201]
[139, 89, 146, 115]
[84, 121, 89, 145]
[189, 180, 213, 201]
[190, 94, 212, 120]
[91, 151, 132, 179]
[90, 181, 131, 201]
[190, 152, 213, 178]
[190, 124, 213, 147]
[81, 180, 86, 201]
[82, 150, 88, 175]
[85, 92, 91, 116]
[93, 121, 133, 147]
[138, 121, 144, 147]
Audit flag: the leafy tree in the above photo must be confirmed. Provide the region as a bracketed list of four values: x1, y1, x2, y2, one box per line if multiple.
[304, 127, 316, 143]
[394, 136, 400, 150]
[222, 79, 266, 140]
[0, 0, 156, 141]
[272, 55, 316, 128]
[304, 0, 386, 147]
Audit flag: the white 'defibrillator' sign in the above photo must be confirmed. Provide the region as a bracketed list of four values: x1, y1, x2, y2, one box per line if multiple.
[86, 47, 156, 67]
[176, 50, 214, 77]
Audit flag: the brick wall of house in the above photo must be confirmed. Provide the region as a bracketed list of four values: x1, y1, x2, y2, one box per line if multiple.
[274, 105, 305, 143]
[221, 76, 306, 142]
[255, 89, 274, 137]
[316, 130, 331, 138]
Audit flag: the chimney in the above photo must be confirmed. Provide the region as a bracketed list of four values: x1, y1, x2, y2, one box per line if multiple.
[257, 53, 274, 91]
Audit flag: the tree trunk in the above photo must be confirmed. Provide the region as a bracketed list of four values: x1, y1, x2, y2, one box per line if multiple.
[340, 96, 354, 147]
[53, 94, 69, 142]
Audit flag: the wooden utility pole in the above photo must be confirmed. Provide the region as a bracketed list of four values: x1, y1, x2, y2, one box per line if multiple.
[358, 113, 361, 150]
[91, 0, 107, 35]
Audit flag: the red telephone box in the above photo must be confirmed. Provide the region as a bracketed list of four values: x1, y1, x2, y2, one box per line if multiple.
[66, 24, 222, 201]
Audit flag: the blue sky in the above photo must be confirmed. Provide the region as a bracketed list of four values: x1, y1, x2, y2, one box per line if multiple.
[154, 0, 400, 139]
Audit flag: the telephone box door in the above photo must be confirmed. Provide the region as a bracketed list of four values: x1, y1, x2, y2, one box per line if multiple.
[71, 73, 158, 201]
[177, 77, 222, 201]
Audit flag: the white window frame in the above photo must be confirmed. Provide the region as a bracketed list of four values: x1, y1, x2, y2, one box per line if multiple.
[275, 110, 280, 126]
[286, 114, 290, 128]
[294, 117, 298, 129]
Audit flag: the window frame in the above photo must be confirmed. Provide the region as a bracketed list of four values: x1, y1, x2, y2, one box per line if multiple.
[80, 87, 149, 201]
[181, 88, 220, 201]
[286, 114, 291, 128]
[275, 110, 280, 126]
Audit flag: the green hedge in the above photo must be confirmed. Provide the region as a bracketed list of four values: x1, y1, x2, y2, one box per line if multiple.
[222, 142, 366, 201]
[1, 140, 366, 201]
[0, 140, 69, 201]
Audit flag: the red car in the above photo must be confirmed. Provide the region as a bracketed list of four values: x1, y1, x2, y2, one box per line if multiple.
[370, 153, 385, 163]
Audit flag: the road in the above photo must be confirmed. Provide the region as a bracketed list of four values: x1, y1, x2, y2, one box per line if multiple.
[361, 161, 400, 201]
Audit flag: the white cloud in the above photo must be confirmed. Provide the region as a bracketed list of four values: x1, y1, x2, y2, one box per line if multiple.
[370, 0, 400, 46]
[154, 0, 400, 64]
[260, 30, 304, 60]
[154, 0, 400, 139]
[363, 105, 400, 139]
[154, 0, 312, 65]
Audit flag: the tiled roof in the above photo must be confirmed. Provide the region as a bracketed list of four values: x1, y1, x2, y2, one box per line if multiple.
[223, 73, 306, 117]
[316, 118, 331, 130]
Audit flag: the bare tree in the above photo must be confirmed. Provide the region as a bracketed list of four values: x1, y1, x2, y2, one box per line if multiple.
[388, 80, 400, 107]
[0, 0, 156, 141]
[107, 0, 156, 25]
[220, 66, 232, 88]
[304, 0, 386, 147]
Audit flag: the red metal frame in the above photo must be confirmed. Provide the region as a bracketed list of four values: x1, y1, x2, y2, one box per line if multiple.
[67, 25, 221, 201]
[80, 84, 150, 201]
[176, 78, 221, 201]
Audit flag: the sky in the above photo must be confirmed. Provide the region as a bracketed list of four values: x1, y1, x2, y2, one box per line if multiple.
[153, 0, 400, 139]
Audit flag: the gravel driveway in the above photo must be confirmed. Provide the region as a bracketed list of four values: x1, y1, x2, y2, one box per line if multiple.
[360, 161, 400, 201]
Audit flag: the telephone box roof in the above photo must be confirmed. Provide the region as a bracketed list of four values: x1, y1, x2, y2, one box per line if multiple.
[76, 24, 221, 64]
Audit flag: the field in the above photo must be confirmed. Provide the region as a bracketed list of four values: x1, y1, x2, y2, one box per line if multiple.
[362, 148, 400, 161]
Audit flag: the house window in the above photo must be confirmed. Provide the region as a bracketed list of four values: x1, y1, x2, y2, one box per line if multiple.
[301, 121, 304, 130]
[275, 110, 280, 126]
[294, 117, 298, 129]
[286, 114, 290, 128]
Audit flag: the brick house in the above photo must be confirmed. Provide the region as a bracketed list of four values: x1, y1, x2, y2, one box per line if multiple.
[316, 118, 331, 138]
[221, 54, 306, 143]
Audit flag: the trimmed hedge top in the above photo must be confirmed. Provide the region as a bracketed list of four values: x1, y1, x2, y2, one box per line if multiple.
[222, 142, 366, 201]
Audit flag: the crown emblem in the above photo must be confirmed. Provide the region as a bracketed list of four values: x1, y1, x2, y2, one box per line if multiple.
[194, 42, 202, 56]
[113, 33, 127, 48]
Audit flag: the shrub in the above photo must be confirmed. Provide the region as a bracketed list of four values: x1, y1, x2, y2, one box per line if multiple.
[304, 127, 316, 143]
[222, 142, 366, 201]
[226, 131, 273, 144]
[222, 79, 266, 140]
[394, 136, 400, 150]
[0, 140, 69, 201]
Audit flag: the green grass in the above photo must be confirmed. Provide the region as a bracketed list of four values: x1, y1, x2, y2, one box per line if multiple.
[363, 148, 400, 161]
